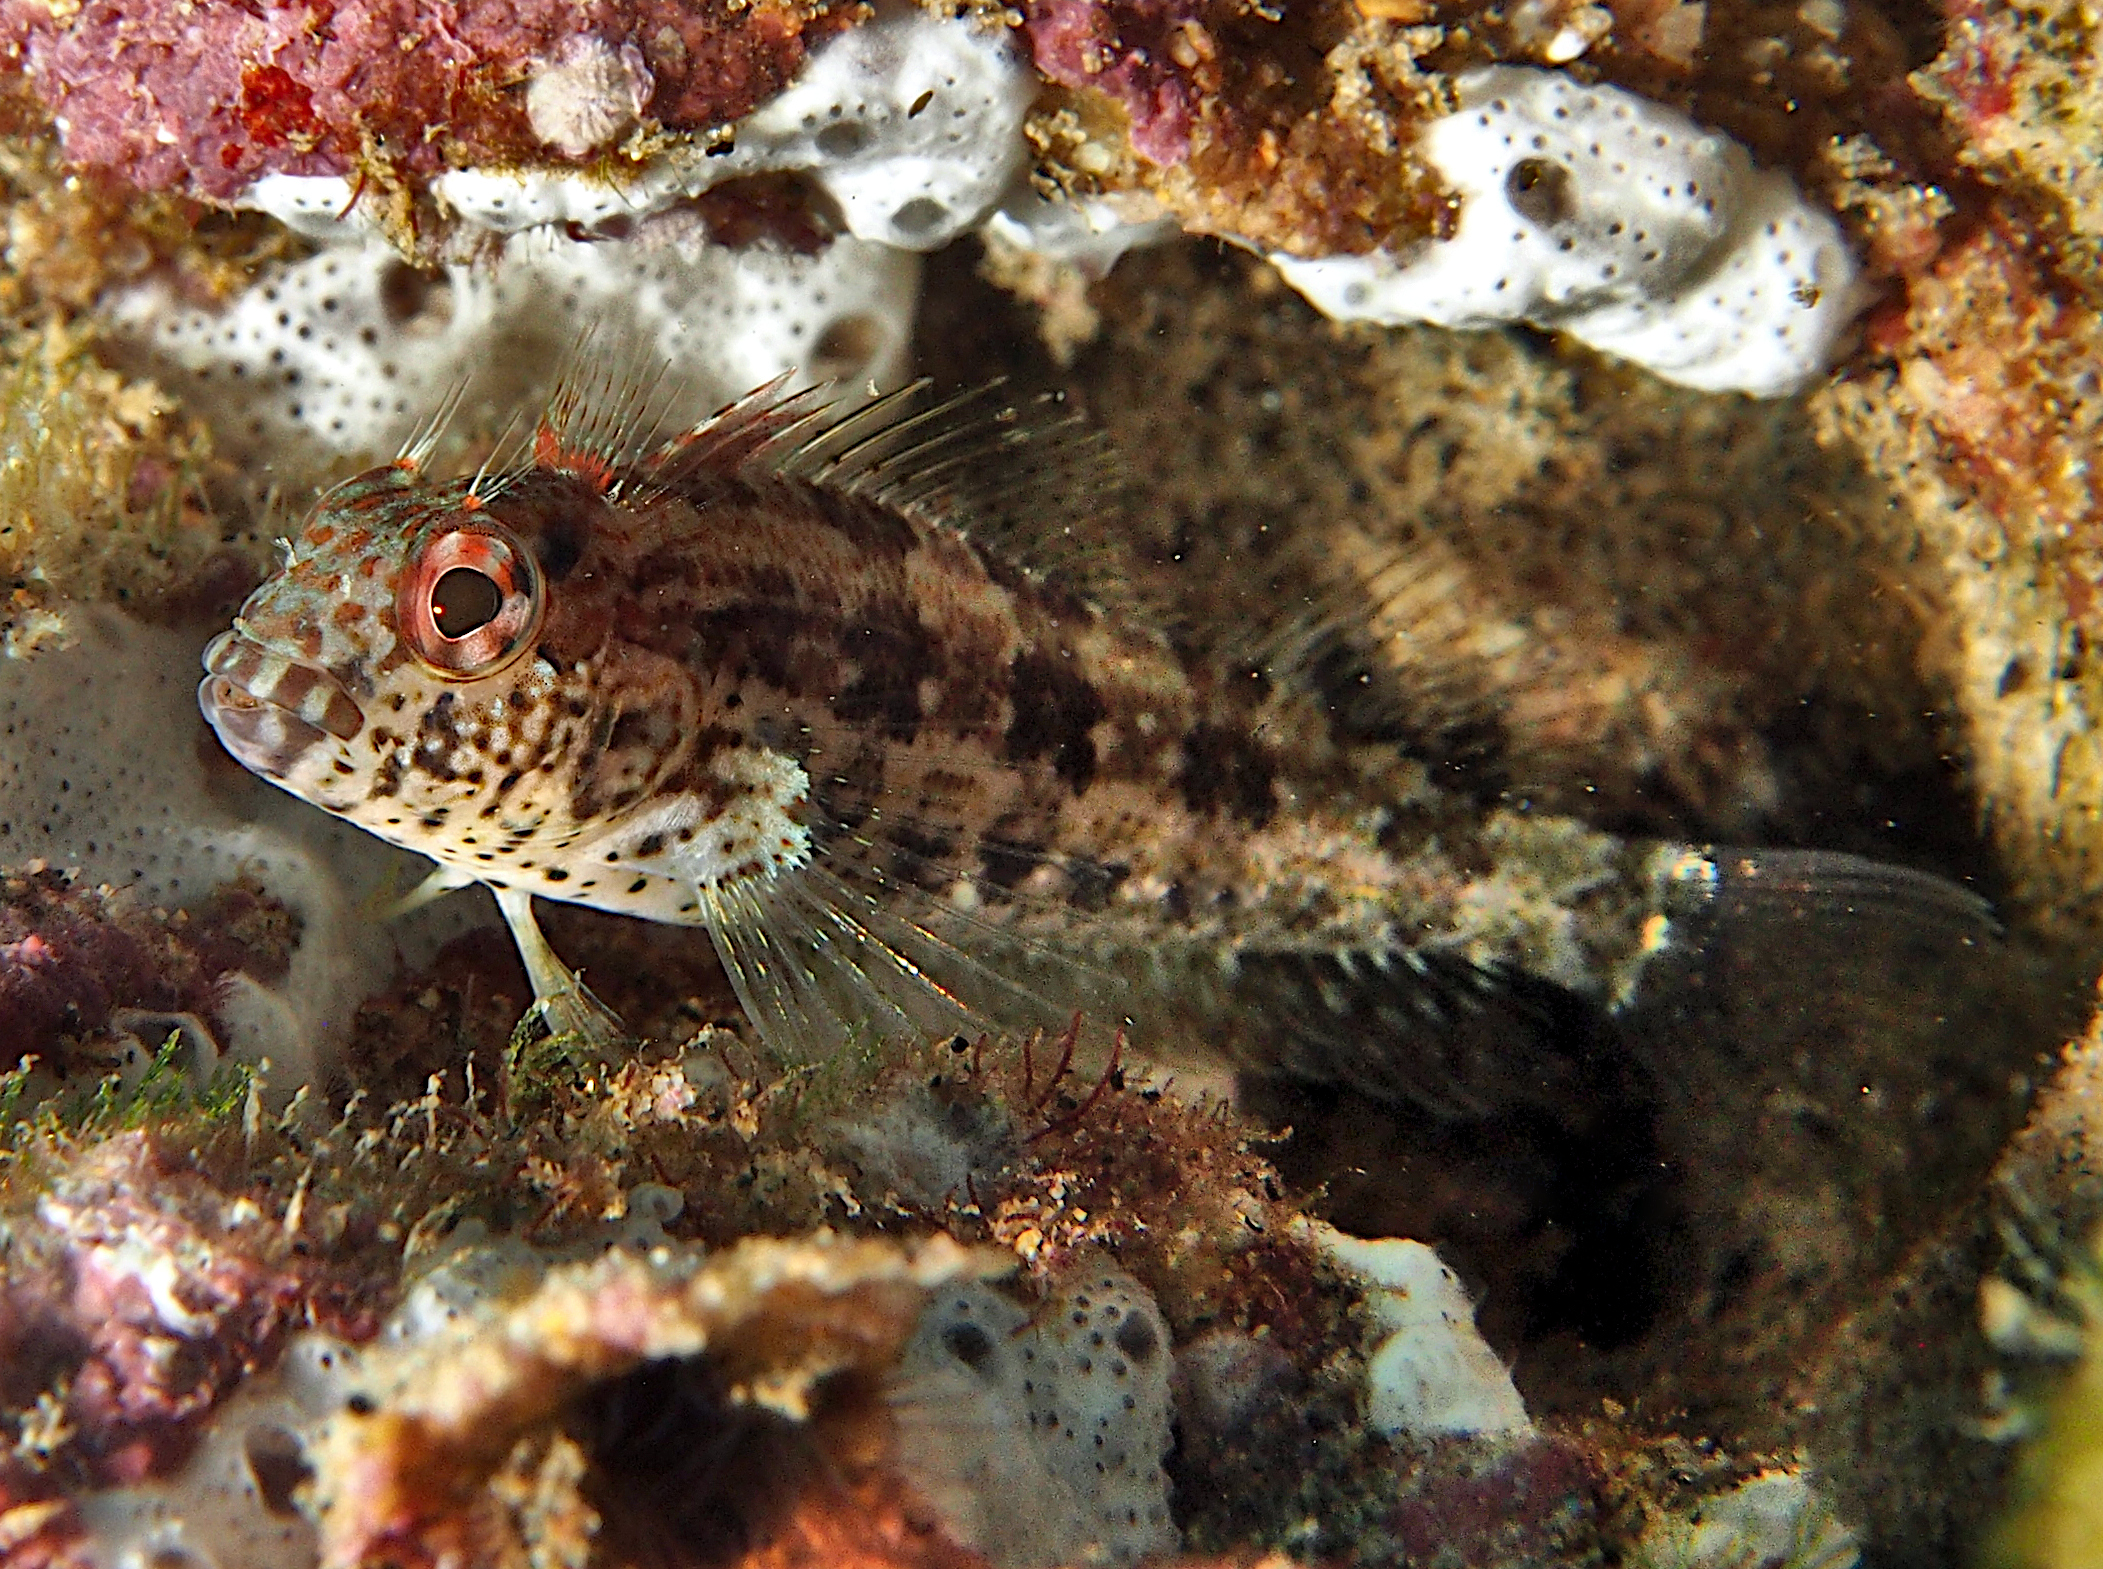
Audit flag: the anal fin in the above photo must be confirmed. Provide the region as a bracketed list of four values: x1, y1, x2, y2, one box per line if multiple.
[693, 856, 1126, 1070]
[1210, 846, 2029, 1126]
[1210, 944, 1645, 1126]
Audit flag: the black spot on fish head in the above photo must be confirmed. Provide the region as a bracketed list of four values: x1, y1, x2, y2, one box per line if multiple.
[536, 510, 587, 583]
[488, 470, 611, 586]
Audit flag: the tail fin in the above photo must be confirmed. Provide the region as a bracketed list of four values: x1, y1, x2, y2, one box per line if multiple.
[1630, 845, 2014, 1055]
[1227, 847, 2081, 1354]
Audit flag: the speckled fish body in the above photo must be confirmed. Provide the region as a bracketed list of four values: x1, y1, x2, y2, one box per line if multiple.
[198, 379, 1983, 1111]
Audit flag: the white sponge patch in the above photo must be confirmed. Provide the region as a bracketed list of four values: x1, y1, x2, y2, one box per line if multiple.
[253, 14, 1035, 254]
[890, 1271, 1178, 1568]
[1635, 1469, 1861, 1569]
[734, 12, 1033, 251]
[73, 1336, 355, 1569]
[1272, 67, 1863, 397]
[1309, 1221, 1533, 1441]
[99, 220, 918, 487]
[0, 609, 480, 1090]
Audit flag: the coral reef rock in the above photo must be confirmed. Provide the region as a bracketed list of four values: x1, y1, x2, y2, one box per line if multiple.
[7, 3, 2103, 1568]
[297, 1230, 991, 1569]
[1629, 1469, 1860, 1569]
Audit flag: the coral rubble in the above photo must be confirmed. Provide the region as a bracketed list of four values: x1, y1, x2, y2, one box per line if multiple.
[0, 1032, 1651, 1569]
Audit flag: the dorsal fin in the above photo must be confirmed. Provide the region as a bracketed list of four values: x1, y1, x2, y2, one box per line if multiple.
[650, 377, 1140, 614]
[1241, 527, 1541, 785]
[651, 373, 834, 473]
[394, 376, 470, 475]
[505, 327, 689, 501]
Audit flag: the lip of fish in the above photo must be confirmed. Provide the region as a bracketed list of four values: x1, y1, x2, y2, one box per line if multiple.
[198, 628, 365, 778]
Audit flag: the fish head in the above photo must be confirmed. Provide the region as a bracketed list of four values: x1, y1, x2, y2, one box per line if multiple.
[200, 462, 569, 845]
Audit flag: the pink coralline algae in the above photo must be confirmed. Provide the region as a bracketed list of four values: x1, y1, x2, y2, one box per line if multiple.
[1023, 0, 1208, 166]
[0, 0, 859, 202]
[0, 1135, 325, 1486]
[1386, 1436, 1604, 1569]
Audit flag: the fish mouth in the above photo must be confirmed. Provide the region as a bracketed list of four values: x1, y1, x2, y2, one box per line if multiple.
[199, 630, 365, 778]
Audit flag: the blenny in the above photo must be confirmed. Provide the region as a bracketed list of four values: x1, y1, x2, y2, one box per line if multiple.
[198, 370, 1990, 1115]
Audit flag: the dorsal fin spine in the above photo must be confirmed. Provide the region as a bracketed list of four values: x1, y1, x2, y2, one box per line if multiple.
[532, 331, 688, 496]
[634, 375, 1142, 619]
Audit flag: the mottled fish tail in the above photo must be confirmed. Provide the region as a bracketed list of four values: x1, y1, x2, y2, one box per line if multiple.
[1207, 844, 2003, 1124]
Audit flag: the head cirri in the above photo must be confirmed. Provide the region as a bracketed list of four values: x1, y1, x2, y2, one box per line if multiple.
[200, 460, 552, 818]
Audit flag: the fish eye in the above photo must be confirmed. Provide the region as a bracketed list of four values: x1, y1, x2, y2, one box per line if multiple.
[432, 567, 501, 638]
[399, 521, 544, 679]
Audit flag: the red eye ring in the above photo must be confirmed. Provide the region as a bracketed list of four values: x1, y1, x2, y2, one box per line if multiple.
[398, 520, 544, 679]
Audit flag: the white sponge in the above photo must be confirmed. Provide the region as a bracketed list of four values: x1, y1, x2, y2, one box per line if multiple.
[890, 1271, 1178, 1568]
[733, 11, 1034, 251]
[0, 609, 480, 1090]
[1271, 67, 1863, 397]
[1634, 1469, 1861, 1569]
[1308, 1221, 1533, 1441]
[99, 220, 918, 486]
[244, 14, 1033, 254]
[73, 1336, 356, 1569]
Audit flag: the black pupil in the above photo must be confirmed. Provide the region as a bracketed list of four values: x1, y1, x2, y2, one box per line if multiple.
[432, 566, 502, 639]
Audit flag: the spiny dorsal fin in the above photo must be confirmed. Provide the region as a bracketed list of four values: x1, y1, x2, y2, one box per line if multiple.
[394, 376, 470, 475]
[524, 327, 689, 499]
[1241, 527, 1539, 784]
[652, 373, 833, 474]
[652, 378, 1140, 615]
